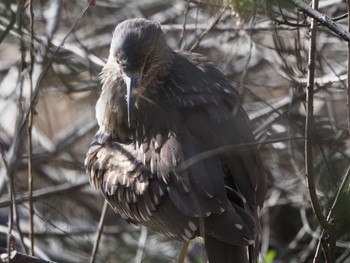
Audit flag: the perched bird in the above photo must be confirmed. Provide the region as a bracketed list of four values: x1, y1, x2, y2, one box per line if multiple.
[85, 18, 266, 263]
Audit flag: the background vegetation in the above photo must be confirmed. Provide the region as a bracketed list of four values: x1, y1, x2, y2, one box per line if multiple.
[0, 0, 349, 262]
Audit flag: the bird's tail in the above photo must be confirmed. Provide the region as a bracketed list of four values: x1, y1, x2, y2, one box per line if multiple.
[205, 236, 249, 263]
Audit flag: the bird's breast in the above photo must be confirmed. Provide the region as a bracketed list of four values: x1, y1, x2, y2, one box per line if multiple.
[85, 128, 177, 217]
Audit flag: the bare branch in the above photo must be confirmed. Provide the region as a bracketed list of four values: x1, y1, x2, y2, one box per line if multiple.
[28, 0, 35, 256]
[0, 248, 55, 263]
[89, 200, 108, 263]
[0, 180, 88, 208]
[348, 0, 350, 133]
[304, 1, 332, 261]
[289, 0, 350, 42]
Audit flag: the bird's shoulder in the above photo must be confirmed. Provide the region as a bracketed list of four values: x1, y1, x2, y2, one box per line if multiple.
[155, 50, 241, 121]
[175, 50, 215, 70]
[168, 50, 235, 92]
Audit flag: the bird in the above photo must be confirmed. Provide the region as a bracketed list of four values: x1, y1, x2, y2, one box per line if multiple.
[85, 18, 266, 263]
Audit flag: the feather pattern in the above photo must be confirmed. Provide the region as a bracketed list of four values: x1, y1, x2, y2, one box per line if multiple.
[85, 18, 266, 262]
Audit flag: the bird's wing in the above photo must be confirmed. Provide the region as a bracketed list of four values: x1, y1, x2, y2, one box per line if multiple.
[157, 51, 266, 220]
[85, 134, 169, 223]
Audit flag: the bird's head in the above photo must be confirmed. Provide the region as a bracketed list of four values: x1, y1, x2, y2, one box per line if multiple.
[108, 18, 170, 126]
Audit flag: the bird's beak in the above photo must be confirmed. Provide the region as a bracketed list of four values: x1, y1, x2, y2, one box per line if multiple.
[125, 76, 138, 127]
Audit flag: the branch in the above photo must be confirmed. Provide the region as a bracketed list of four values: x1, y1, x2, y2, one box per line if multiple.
[89, 200, 108, 263]
[304, 0, 332, 236]
[189, 6, 226, 51]
[315, 165, 350, 261]
[0, 248, 55, 263]
[289, 0, 350, 42]
[28, 0, 35, 256]
[348, 0, 350, 132]
[0, 180, 88, 208]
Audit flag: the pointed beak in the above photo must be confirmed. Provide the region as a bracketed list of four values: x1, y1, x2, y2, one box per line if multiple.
[125, 76, 138, 127]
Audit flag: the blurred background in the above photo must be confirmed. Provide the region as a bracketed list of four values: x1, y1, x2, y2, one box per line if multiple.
[0, 0, 349, 262]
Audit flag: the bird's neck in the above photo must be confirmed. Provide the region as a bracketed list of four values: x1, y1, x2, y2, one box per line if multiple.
[96, 63, 130, 140]
[95, 46, 173, 141]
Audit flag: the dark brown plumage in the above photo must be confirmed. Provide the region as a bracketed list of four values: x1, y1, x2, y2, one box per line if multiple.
[85, 18, 266, 263]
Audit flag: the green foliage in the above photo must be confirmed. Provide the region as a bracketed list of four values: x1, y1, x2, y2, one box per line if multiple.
[194, 257, 206, 263]
[260, 250, 277, 263]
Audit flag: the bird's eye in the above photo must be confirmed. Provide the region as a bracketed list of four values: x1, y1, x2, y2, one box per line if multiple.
[116, 58, 120, 64]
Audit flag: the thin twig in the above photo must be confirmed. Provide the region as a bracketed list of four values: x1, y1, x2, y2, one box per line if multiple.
[17, 0, 94, 144]
[305, 0, 332, 260]
[315, 165, 350, 262]
[89, 200, 108, 263]
[1, 3, 93, 256]
[177, 136, 305, 172]
[178, 0, 190, 49]
[1, 147, 13, 262]
[0, 180, 89, 208]
[238, 40, 253, 93]
[275, 0, 308, 27]
[177, 241, 190, 263]
[327, 165, 350, 231]
[348, 0, 350, 133]
[28, 0, 35, 256]
[16, 119, 96, 169]
[0, 4, 16, 44]
[332, 13, 348, 22]
[134, 226, 148, 263]
[4, 1, 29, 259]
[189, 6, 226, 51]
[0, 247, 55, 263]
